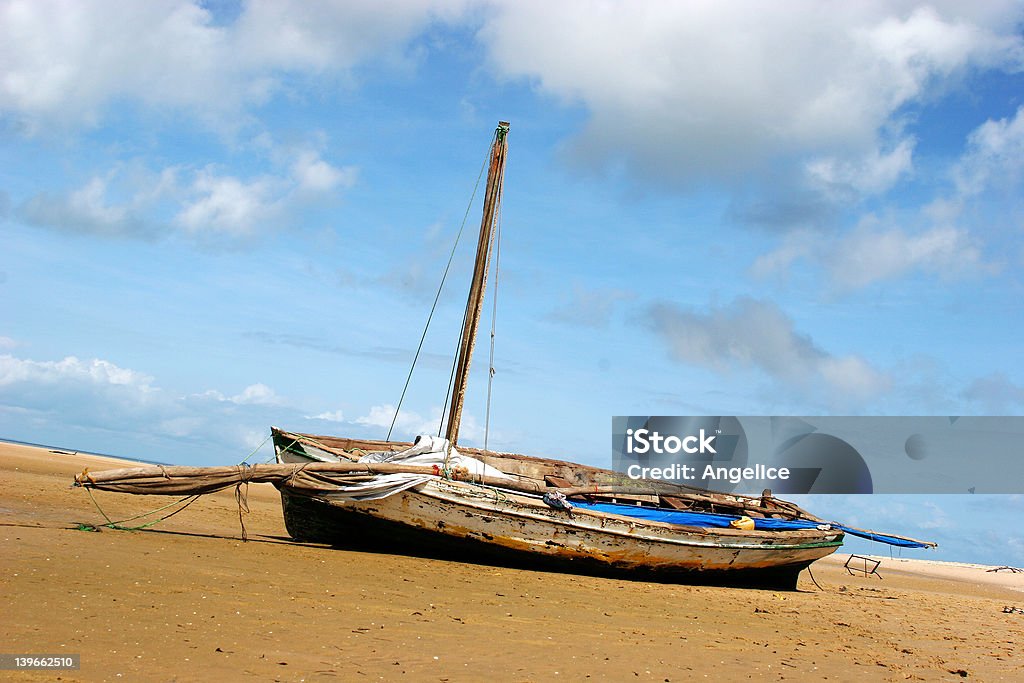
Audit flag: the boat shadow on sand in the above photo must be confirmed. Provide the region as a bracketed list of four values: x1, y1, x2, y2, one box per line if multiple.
[275, 493, 823, 591]
[72, 517, 820, 591]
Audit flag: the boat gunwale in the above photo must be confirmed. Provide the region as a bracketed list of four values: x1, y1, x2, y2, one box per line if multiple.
[271, 427, 799, 511]
[410, 479, 846, 550]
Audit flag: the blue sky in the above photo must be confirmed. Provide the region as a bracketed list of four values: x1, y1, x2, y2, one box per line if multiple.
[2, 1, 1023, 565]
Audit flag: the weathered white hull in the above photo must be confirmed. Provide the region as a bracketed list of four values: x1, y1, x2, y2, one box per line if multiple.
[287, 481, 840, 569]
[272, 429, 843, 588]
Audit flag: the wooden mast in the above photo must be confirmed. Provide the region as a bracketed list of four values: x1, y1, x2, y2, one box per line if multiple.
[445, 121, 510, 446]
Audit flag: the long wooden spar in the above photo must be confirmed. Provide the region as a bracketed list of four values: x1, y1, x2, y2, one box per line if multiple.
[444, 121, 510, 446]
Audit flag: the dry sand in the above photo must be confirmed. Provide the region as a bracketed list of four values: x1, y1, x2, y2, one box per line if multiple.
[2, 440, 1022, 682]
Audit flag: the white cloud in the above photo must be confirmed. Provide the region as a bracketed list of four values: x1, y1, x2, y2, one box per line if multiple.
[355, 403, 487, 444]
[233, 0, 469, 72]
[175, 169, 278, 237]
[355, 403, 438, 436]
[172, 151, 355, 237]
[480, 2, 1024, 192]
[954, 104, 1024, 197]
[1007, 536, 1024, 565]
[753, 217, 992, 290]
[0, 336, 17, 350]
[0, 350, 306, 463]
[308, 409, 345, 422]
[916, 501, 951, 530]
[962, 373, 1024, 413]
[0, 349, 473, 463]
[546, 285, 634, 329]
[157, 416, 206, 438]
[18, 149, 354, 241]
[645, 298, 889, 399]
[805, 138, 916, 199]
[0, 353, 163, 431]
[18, 173, 158, 239]
[0, 0, 470, 131]
[230, 383, 281, 406]
[828, 221, 988, 289]
[7, 1, 1018, 189]
[174, 150, 355, 237]
[1, 1, 232, 128]
[0, 354, 155, 390]
[818, 356, 890, 399]
[292, 151, 358, 194]
[748, 231, 816, 281]
[7, 2, 1019, 231]
[753, 102, 1024, 290]
[187, 383, 284, 406]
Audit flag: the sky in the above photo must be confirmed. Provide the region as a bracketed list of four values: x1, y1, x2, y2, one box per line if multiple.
[2, 0, 1023, 565]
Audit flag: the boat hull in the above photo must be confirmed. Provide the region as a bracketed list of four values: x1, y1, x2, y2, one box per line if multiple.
[277, 486, 841, 590]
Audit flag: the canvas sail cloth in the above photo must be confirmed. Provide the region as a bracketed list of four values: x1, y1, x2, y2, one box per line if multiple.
[74, 435, 510, 499]
[322, 435, 511, 501]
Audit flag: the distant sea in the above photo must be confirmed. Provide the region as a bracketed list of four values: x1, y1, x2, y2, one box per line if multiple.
[0, 437, 170, 466]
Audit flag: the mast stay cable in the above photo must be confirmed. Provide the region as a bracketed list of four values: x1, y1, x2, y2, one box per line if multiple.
[483, 145, 506, 454]
[386, 130, 494, 442]
[438, 129, 504, 439]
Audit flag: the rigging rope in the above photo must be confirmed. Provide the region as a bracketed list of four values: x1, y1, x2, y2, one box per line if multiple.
[438, 128, 502, 440]
[439, 293, 471, 439]
[239, 431, 274, 465]
[80, 431, 287, 536]
[388, 129, 495, 442]
[82, 486, 202, 532]
[483, 142, 507, 455]
[806, 563, 825, 591]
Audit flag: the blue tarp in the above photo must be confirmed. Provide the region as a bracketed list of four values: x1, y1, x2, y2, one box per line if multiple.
[573, 501, 930, 548]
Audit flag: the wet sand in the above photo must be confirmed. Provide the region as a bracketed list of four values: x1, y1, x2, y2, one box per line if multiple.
[2, 440, 1022, 682]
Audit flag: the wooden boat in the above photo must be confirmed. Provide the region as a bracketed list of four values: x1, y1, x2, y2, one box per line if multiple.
[74, 121, 933, 589]
[268, 120, 841, 589]
[269, 427, 848, 589]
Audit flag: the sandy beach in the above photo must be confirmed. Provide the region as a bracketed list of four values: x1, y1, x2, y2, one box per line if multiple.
[2, 440, 1022, 682]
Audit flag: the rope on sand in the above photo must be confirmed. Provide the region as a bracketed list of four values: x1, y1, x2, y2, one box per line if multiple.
[76, 430, 288, 538]
[806, 563, 825, 591]
[81, 486, 201, 532]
